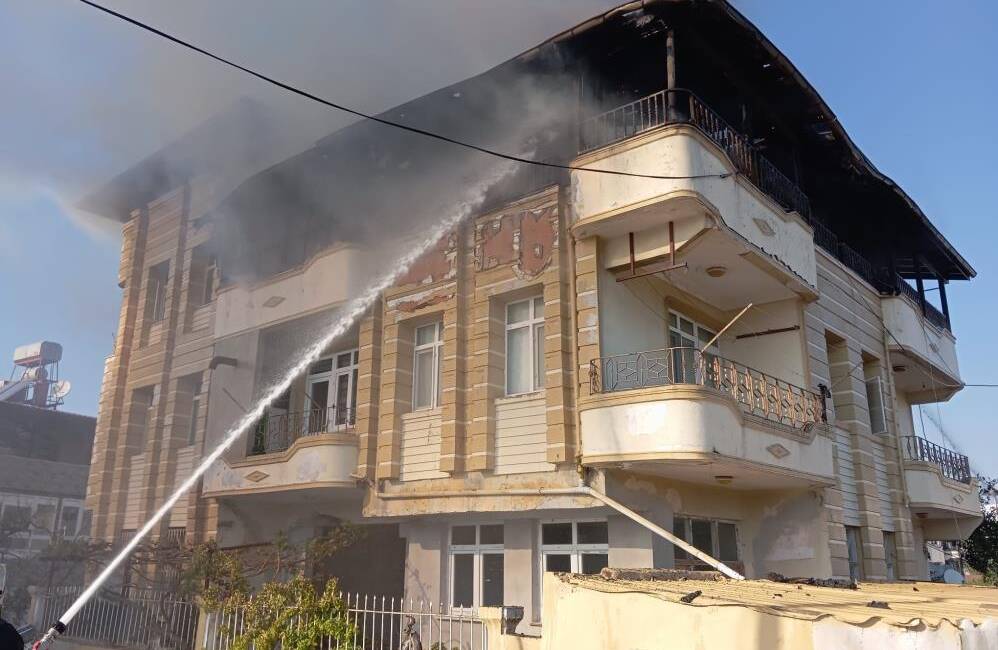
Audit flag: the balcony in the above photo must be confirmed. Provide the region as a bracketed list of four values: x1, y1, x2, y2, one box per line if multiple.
[249, 406, 356, 455]
[900, 436, 981, 539]
[881, 282, 961, 404]
[579, 347, 835, 489]
[202, 405, 360, 498]
[579, 89, 810, 221]
[571, 89, 818, 294]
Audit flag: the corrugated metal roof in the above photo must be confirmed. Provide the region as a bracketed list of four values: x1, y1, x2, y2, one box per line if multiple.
[568, 574, 998, 628]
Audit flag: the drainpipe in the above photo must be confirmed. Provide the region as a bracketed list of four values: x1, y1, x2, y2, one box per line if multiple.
[566, 208, 584, 474]
[375, 484, 745, 580]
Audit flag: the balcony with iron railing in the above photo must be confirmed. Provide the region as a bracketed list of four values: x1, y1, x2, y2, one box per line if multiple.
[901, 436, 971, 484]
[250, 405, 356, 456]
[580, 346, 835, 487]
[578, 88, 811, 222]
[202, 404, 359, 497]
[899, 436, 980, 535]
[590, 347, 825, 430]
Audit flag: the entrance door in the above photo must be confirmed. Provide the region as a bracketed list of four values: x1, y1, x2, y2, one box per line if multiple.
[306, 349, 358, 433]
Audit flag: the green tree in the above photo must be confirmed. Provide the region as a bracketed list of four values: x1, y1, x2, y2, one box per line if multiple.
[961, 476, 998, 585]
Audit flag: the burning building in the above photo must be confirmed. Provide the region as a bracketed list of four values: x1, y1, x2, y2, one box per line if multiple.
[80, 0, 980, 635]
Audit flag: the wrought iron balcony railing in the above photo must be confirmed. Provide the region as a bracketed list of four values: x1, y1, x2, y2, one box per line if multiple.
[249, 405, 355, 456]
[578, 88, 811, 221]
[589, 346, 825, 431]
[900, 435, 971, 484]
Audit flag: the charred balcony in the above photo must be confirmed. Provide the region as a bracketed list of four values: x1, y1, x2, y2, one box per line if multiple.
[579, 88, 810, 222]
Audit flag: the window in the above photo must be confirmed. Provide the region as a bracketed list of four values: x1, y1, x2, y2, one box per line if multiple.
[132, 385, 159, 444]
[505, 296, 545, 395]
[668, 311, 718, 383]
[450, 524, 504, 609]
[864, 376, 887, 434]
[147, 261, 170, 322]
[413, 322, 443, 410]
[1, 505, 31, 532]
[60, 506, 80, 537]
[672, 517, 739, 565]
[307, 349, 359, 431]
[32, 504, 56, 534]
[540, 520, 609, 575]
[845, 526, 864, 581]
[183, 374, 203, 445]
[883, 531, 897, 581]
[189, 245, 217, 307]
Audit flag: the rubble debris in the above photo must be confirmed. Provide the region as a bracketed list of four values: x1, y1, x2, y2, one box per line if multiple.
[680, 590, 703, 604]
[600, 567, 727, 582]
[766, 572, 858, 590]
[868, 600, 890, 609]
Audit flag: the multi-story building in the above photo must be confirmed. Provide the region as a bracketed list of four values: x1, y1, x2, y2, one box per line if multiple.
[0, 342, 95, 558]
[85, 0, 981, 630]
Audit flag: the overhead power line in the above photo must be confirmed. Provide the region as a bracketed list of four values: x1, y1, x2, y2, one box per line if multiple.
[76, 0, 730, 183]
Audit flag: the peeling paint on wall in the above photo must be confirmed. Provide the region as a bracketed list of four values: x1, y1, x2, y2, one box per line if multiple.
[474, 205, 558, 278]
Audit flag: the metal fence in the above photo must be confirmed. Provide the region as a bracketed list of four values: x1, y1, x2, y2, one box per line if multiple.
[901, 435, 971, 484]
[250, 406, 355, 455]
[34, 587, 199, 650]
[578, 88, 811, 221]
[590, 346, 825, 430]
[203, 593, 488, 650]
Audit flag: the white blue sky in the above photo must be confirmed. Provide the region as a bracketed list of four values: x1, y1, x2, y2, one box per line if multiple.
[0, 1, 995, 475]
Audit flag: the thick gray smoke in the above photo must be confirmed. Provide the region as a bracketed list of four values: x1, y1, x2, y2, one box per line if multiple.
[1, 0, 618, 230]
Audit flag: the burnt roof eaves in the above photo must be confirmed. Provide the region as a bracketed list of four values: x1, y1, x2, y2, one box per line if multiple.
[706, 0, 975, 279]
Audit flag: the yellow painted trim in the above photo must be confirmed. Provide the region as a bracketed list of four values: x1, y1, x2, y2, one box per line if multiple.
[580, 451, 836, 486]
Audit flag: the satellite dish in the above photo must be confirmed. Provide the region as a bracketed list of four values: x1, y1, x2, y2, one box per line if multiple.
[51, 380, 72, 400]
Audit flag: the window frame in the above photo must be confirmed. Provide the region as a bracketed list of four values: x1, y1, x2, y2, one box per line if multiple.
[883, 531, 898, 581]
[864, 376, 888, 435]
[60, 505, 80, 538]
[671, 515, 740, 565]
[186, 376, 203, 446]
[147, 261, 170, 322]
[538, 519, 609, 576]
[448, 524, 505, 611]
[845, 525, 865, 580]
[306, 349, 360, 430]
[412, 322, 444, 411]
[504, 296, 546, 396]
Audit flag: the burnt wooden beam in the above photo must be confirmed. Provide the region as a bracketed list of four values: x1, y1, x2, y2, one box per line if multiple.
[734, 325, 801, 340]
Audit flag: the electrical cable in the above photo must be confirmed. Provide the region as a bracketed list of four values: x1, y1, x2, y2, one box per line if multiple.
[75, 0, 731, 184]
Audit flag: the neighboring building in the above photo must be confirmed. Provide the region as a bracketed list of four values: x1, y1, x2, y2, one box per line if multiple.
[0, 343, 95, 558]
[83, 0, 981, 632]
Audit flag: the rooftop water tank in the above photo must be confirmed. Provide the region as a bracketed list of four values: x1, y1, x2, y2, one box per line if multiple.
[13, 341, 63, 367]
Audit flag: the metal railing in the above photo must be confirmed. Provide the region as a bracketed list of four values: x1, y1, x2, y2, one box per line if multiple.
[883, 273, 951, 332]
[250, 405, 356, 455]
[203, 592, 488, 650]
[590, 346, 825, 430]
[33, 587, 199, 650]
[901, 436, 971, 484]
[578, 88, 811, 221]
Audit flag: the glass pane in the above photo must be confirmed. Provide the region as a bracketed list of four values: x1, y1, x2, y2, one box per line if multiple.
[691, 519, 713, 555]
[309, 381, 329, 432]
[544, 554, 571, 573]
[335, 374, 351, 424]
[669, 313, 678, 328]
[697, 328, 716, 350]
[541, 523, 573, 546]
[506, 326, 530, 394]
[533, 296, 544, 317]
[337, 352, 353, 368]
[717, 523, 738, 561]
[480, 524, 504, 545]
[507, 300, 530, 324]
[673, 517, 688, 560]
[533, 323, 545, 392]
[482, 553, 504, 606]
[451, 525, 476, 546]
[416, 323, 438, 346]
[581, 553, 608, 575]
[679, 316, 694, 335]
[414, 348, 434, 408]
[452, 554, 474, 607]
[576, 521, 608, 545]
[310, 358, 333, 375]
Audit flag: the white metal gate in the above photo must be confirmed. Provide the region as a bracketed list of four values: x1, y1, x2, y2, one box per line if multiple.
[202, 592, 488, 650]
